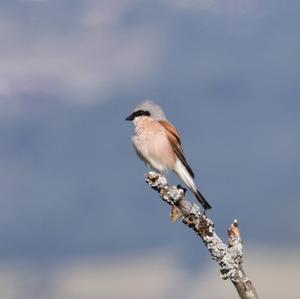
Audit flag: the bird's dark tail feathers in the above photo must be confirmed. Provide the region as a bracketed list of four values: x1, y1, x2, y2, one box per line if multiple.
[194, 189, 211, 210]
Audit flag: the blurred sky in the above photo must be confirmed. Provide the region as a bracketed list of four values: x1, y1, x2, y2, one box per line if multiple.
[0, 0, 300, 297]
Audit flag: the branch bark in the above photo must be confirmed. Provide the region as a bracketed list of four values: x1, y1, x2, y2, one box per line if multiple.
[145, 172, 258, 299]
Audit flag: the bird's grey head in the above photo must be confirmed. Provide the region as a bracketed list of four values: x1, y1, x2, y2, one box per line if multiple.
[125, 100, 166, 121]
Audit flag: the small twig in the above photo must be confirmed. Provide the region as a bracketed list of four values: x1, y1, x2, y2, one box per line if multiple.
[145, 171, 258, 299]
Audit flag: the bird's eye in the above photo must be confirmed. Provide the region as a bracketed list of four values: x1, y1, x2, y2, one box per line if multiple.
[133, 110, 150, 118]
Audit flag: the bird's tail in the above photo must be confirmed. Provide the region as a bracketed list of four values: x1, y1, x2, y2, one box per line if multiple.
[174, 160, 211, 210]
[194, 189, 211, 210]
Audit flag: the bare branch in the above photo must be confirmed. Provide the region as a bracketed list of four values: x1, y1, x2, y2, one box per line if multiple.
[145, 171, 258, 299]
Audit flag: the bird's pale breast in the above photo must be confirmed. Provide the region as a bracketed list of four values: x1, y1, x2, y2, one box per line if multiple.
[132, 118, 176, 173]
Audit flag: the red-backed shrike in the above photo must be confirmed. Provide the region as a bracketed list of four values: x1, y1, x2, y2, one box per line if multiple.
[126, 100, 211, 210]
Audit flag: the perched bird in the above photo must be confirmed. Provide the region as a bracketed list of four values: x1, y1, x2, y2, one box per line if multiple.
[126, 100, 211, 210]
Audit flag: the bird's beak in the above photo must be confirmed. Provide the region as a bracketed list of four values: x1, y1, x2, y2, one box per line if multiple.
[125, 113, 135, 121]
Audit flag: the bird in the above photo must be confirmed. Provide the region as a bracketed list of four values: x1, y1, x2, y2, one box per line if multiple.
[126, 100, 211, 210]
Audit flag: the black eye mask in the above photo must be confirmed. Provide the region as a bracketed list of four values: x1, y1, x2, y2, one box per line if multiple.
[125, 110, 151, 121]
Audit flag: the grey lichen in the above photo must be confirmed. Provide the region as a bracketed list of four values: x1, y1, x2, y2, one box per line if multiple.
[144, 172, 258, 299]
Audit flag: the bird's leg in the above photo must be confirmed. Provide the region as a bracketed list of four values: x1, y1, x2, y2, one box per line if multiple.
[177, 184, 187, 194]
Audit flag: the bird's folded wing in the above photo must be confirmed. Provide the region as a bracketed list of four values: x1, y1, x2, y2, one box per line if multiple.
[159, 120, 195, 178]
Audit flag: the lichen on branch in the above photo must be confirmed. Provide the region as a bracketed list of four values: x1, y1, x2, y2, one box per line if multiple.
[145, 171, 258, 299]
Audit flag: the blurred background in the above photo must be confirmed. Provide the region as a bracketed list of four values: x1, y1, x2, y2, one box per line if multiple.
[0, 0, 300, 298]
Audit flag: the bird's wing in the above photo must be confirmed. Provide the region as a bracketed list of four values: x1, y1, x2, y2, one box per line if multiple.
[159, 120, 194, 178]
